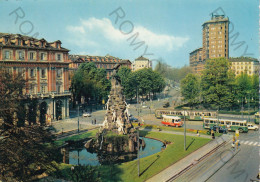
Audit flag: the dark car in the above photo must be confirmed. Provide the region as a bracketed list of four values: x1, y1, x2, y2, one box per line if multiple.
[207, 125, 227, 134]
[129, 116, 138, 122]
[163, 101, 170, 108]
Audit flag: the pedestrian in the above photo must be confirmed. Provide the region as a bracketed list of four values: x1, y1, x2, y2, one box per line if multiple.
[231, 141, 235, 151]
[92, 120, 93, 125]
[197, 130, 200, 137]
[94, 118, 96, 125]
[235, 140, 240, 150]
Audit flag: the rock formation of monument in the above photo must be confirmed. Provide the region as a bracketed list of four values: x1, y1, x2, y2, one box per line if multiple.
[102, 64, 134, 135]
[85, 64, 145, 160]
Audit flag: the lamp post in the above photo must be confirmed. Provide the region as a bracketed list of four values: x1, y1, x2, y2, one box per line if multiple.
[137, 127, 140, 177]
[184, 110, 186, 151]
[76, 101, 79, 133]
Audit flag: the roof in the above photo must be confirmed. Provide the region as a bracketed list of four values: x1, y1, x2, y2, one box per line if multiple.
[204, 118, 247, 122]
[135, 56, 149, 61]
[0, 32, 69, 52]
[190, 47, 203, 55]
[202, 15, 229, 26]
[162, 115, 181, 119]
[69, 54, 132, 64]
[229, 57, 259, 63]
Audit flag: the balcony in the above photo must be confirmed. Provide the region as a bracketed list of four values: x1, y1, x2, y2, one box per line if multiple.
[26, 91, 71, 99]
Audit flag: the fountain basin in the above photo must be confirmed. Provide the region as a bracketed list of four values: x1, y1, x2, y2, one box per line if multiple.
[63, 137, 165, 166]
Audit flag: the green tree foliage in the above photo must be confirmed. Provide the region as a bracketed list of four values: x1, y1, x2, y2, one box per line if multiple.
[0, 67, 59, 181]
[117, 68, 166, 100]
[154, 60, 192, 83]
[201, 58, 235, 109]
[71, 62, 111, 104]
[180, 73, 200, 107]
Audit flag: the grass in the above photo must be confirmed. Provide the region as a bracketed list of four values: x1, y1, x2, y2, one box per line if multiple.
[104, 131, 211, 182]
[53, 129, 211, 182]
[54, 129, 98, 146]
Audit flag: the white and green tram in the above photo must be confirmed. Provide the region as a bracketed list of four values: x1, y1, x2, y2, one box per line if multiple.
[203, 118, 248, 133]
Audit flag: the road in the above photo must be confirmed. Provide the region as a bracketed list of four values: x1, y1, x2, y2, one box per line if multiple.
[173, 130, 259, 182]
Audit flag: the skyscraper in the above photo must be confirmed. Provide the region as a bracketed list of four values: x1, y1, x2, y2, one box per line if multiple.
[190, 14, 229, 74]
[202, 14, 229, 60]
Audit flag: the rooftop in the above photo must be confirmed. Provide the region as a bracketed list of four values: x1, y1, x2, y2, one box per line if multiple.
[69, 54, 131, 64]
[135, 56, 149, 61]
[229, 57, 259, 63]
[202, 15, 229, 26]
[0, 32, 69, 51]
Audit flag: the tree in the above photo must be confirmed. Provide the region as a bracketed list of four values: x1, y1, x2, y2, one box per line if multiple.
[0, 67, 59, 181]
[71, 62, 111, 104]
[118, 68, 166, 100]
[250, 74, 259, 109]
[180, 73, 200, 108]
[201, 58, 235, 109]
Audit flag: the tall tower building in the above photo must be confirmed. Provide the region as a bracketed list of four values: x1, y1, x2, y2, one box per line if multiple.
[202, 14, 229, 60]
[190, 14, 229, 74]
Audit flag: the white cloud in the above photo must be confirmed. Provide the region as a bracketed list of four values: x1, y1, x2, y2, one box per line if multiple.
[66, 17, 189, 55]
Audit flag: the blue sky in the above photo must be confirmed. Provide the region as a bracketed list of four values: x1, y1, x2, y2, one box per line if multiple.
[0, 0, 258, 67]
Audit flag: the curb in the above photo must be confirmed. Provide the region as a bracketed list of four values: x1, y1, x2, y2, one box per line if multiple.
[165, 140, 227, 182]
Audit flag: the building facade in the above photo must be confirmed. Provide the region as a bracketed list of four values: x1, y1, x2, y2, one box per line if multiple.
[69, 54, 132, 79]
[132, 56, 152, 71]
[190, 14, 229, 74]
[0, 33, 71, 124]
[229, 57, 259, 76]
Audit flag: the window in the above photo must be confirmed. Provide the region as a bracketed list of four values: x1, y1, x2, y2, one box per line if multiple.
[30, 85, 34, 94]
[57, 85, 61, 93]
[41, 85, 46, 93]
[41, 69, 46, 78]
[41, 53, 45, 60]
[57, 69, 62, 78]
[5, 37, 8, 43]
[18, 51, 24, 60]
[4, 51, 10, 59]
[29, 52, 34, 60]
[18, 39, 21, 45]
[41, 42, 44, 47]
[30, 69, 35, 78]
[56, 43, 59, 49]
[57, 54, 61, 61]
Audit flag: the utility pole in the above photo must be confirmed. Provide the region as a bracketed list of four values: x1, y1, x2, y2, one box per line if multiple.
[137, 128, 140, 177]
[184, 110, 186, 151]
[76, 101, 79, 133]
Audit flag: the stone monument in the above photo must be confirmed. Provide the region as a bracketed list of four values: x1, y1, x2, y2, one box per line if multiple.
[85, 64, 145, 160]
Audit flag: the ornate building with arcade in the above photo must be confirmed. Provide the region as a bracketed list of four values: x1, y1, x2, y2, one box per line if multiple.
[0, 33, 71, 124]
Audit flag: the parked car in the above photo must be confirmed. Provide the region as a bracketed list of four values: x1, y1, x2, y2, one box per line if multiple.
[207, 125, 227, 134]
[129, 116, 138, 122]
[163, 101, 170, 108]
[247, 123, 259, 131]
[142, 105, 148, 108]
[83, 112, 91, 117]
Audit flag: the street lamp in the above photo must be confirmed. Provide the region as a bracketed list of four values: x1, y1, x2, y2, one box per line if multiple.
[76, 101, 79, 133]
[136, 126, 140, 177]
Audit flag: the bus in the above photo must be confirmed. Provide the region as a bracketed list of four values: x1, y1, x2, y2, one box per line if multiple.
[203, 118, 248, 133]
[254, 112, 259, 124]
[161, 115, 183, 127]
[155, 109, 217, 121]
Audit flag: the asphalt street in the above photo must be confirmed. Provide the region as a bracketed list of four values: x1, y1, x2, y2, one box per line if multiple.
[174, 130, 259, 182]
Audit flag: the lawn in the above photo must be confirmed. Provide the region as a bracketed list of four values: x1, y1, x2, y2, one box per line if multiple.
[54, 129, 98, 146]
[101, 131, 211, 182]
[53, 129, 211, 182]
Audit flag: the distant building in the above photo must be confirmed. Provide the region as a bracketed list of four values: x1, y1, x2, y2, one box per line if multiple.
[0, 33, 71, 123]
[229, 57, 259, 76]
[69, 54, 132, 79]
[189, 48, 204, 74]
[190, 14, 229, 74]
[132, 56, 152, 71]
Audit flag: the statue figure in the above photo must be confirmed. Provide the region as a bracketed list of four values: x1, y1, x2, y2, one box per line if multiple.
[112, 109, 117, 123]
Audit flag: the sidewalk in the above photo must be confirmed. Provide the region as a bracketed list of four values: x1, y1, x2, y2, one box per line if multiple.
[146, 134, 232, 182]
